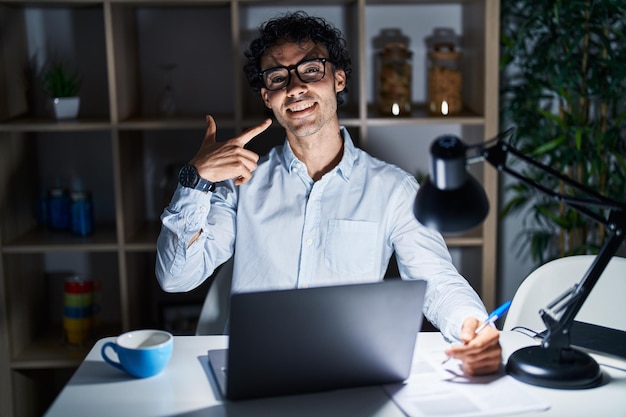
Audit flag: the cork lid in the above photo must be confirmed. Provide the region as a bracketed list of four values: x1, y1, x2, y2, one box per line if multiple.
[373, 28, 410, 50]
[425, 27, 460, 51]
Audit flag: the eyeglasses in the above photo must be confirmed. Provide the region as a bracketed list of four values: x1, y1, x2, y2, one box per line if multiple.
[260, 58, 329, 91]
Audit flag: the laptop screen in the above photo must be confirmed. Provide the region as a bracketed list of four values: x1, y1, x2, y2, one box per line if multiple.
[210, 279, 426, 400]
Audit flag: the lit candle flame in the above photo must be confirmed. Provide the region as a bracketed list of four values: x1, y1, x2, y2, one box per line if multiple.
[441, 100, 449, 115]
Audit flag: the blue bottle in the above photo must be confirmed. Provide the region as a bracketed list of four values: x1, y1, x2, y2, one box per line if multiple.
[70, 189, 93, 236]
[47, 186, 71, 230]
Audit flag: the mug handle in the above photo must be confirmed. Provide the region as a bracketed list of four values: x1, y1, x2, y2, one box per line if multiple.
[101, 341, 124, 372]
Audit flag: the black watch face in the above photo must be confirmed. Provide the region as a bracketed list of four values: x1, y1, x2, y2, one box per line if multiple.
[179, 165, 199, 188]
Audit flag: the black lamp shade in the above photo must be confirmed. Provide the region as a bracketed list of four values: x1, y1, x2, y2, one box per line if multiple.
[414, 174, 489, 233]
[414, 134, 490, 233]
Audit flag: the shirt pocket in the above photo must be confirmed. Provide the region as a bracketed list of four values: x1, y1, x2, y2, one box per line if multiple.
[325, 219, 378, 276]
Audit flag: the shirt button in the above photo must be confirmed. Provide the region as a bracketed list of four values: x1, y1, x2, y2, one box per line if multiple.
[306, 238, 313, 245]
[199, 205, 207, 212]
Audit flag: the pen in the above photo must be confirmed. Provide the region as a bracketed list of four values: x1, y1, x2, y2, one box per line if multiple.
[441, 300, 512, 364]
[474, 300, 512, 334]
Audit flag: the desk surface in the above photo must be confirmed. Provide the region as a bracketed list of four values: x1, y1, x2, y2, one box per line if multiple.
[44, 332, 626, 417]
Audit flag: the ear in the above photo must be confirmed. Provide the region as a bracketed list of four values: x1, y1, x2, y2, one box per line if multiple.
[334, 69, 346, 93]
[261, 89, 271, 109]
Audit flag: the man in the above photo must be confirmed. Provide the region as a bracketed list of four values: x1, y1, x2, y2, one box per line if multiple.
[156, 11, 501, 375]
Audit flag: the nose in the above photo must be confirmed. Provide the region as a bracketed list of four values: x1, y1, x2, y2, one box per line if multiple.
[285, 68, 307, 94]
[285, 68, 306, 92]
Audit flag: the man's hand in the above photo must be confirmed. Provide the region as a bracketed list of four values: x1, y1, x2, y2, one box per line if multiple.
[189, 115, 272, 186]
[444, 317, 502, 375]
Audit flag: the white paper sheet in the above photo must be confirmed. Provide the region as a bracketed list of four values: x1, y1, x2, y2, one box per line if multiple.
[384, 349, 550, 417]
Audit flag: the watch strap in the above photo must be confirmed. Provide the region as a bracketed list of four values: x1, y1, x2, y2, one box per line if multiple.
[196, 178, 216, 193]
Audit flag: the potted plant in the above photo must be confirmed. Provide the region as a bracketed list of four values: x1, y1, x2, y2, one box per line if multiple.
[41, 62, 82, 119]
[500, 0, 626, 266]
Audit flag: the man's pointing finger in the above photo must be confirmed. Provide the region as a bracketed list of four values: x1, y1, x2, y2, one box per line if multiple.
[233, 118, 273, 147]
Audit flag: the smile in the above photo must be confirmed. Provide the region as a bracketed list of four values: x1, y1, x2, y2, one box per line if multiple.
[287, 101, 315, 113]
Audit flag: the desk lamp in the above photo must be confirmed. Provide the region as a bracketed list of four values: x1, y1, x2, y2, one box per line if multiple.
[415, 128, 626, 389]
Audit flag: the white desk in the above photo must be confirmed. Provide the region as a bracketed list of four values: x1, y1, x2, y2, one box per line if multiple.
[44, 332, 626, 417]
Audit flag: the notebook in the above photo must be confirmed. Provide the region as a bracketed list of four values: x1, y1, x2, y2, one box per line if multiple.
[208, 279, 426, 401]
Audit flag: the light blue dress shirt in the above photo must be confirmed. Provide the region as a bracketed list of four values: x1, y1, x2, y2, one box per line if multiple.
[156, 127, 487, 341]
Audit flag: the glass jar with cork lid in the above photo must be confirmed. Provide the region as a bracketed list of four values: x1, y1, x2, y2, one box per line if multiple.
[375, 29, 413, 117]
[426, 28, 462, 116]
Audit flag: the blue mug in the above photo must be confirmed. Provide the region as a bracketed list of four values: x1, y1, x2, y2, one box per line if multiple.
[101, 330, 173, 378]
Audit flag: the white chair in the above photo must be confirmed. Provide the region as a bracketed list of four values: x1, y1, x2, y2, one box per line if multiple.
[195, 257, 234, 335]
[503, 255, 626, 333]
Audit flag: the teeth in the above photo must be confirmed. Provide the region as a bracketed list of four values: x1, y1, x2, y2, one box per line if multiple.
[290, 102, 314, 112]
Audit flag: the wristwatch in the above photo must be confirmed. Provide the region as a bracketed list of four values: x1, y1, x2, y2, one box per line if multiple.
[178, 164, 216, 193]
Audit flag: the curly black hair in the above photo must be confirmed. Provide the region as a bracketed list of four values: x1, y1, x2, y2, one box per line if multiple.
[243, 11, 352, 105]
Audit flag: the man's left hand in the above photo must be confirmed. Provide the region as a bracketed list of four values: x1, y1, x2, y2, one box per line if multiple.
[444, 317, 502, 375]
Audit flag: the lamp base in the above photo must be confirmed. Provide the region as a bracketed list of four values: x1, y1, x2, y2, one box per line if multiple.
[506, 345, 603, 389]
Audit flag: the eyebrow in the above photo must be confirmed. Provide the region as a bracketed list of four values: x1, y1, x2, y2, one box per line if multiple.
[261, 55, 326, 73]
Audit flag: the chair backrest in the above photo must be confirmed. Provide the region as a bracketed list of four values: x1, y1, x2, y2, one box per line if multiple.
[195, 257, 234, 335]
[503, 255, 626, 333]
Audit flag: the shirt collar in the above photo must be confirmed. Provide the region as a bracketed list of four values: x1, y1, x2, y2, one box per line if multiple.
[282, 126, 357, 182]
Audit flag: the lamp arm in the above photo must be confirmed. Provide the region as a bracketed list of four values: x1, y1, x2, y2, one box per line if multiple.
[475, 134, 626, 351]
[496, 162, 609, 225]
[540, 226, 624, 350]
[480, 138, 626, 216]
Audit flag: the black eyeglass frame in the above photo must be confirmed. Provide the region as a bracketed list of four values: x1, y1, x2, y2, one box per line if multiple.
[259, 58, 330, 91]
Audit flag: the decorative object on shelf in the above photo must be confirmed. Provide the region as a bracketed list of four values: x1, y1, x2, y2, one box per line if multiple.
[47, 178, 71, 230]
[374, 28, 413, 117]
[44, 177, 95, 235]
[425, 28, 462, 116]
[63, 275, 94, 345]
[40, 62, 82, 119]
[158, 63, 178, 116]
[70, 178, 94, 237]
[51, 97, 80, 120]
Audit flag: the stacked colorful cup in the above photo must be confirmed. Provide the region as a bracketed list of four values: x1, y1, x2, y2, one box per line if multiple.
[63, 275, 94, 345]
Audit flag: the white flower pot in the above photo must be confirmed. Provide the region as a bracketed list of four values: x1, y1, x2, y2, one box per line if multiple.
[52, 97, 80, 119]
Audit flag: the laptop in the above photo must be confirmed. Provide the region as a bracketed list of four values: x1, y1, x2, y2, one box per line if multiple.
[208, 279, 426, 401]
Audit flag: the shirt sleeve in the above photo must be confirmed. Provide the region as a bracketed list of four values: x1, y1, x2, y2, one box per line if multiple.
[155, 183, 236, 292]
[390, 175, 488, 342]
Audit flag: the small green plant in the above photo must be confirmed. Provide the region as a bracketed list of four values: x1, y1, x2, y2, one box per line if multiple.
[41, 63, 81, 98]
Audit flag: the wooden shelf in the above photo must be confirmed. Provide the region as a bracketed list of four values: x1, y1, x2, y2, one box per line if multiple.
[2, 225, 118, 254]
[0, 117, 112, 132]
[365, 104, 485, 125]
[444, 227, 485, 247]
[11, 324, 122, 370]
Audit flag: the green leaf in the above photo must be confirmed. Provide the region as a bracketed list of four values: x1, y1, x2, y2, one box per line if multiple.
[41, 63, 82, 98]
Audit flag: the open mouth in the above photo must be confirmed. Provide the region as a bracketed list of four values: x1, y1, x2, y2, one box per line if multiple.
[287, 101, 316, 114]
